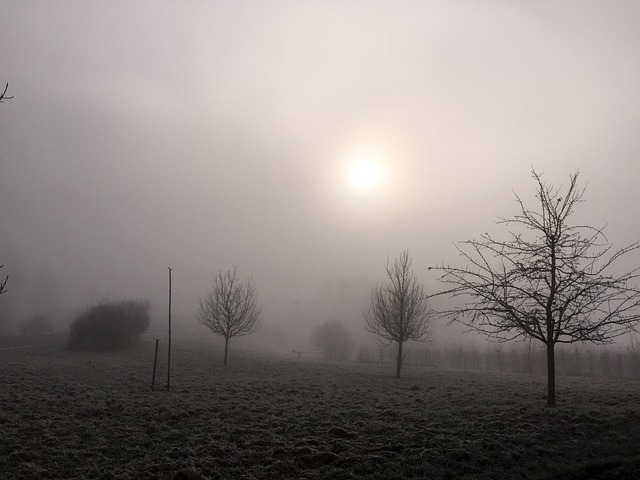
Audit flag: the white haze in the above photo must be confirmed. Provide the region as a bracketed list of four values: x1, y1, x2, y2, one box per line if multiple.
[1, 1, 640, 349]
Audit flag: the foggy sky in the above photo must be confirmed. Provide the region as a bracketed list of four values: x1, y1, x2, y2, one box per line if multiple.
[2, 1, 640, 342]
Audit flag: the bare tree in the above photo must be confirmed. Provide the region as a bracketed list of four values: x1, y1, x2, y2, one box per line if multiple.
[365, 250, 433, 378]
[0, 83, 13, 103]
[1, 83, 13, 298]
[430, 170, 640, 406]
[197, 266, 261, 366]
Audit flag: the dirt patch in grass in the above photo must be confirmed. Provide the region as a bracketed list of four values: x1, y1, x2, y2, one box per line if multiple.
[1, 340, 639, 479]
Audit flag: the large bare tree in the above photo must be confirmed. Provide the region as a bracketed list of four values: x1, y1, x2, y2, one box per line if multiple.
[197, 266, 261, 366]
[365, 250, 433, 378]
[430, 170, 640, 406]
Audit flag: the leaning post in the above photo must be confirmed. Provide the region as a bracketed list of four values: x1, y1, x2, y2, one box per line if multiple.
[151, 339, 159, 391]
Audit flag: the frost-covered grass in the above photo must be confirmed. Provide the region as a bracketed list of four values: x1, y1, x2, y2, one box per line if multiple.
[1, 339, 640, 479]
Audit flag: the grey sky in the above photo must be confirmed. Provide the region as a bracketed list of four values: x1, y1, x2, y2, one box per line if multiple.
[2, 1, 639, 340]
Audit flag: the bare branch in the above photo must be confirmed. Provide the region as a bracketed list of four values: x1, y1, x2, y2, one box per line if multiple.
[0, 265, 7, 297]
[430, 169, 640, 405]
[0, 83, 14, 103]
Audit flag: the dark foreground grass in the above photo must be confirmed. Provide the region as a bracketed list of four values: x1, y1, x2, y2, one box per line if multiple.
[1, 339, 639, 479]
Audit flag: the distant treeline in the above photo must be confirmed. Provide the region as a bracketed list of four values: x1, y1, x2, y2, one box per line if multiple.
[355, 342, 640, 379]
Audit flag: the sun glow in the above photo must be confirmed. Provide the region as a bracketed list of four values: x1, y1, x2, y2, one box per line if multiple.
[347, 154, 384, 192]
[324, 139, 406, 219]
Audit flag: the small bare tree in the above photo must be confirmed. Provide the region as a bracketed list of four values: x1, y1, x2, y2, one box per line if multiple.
[365, 250, 433, 378]
[197, 266, 261, 366]
[430, 170, 640, 406]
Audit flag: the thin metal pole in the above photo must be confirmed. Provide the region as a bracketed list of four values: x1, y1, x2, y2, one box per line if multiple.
[167, 267, 172, 391]
[151, 339, 159, 391]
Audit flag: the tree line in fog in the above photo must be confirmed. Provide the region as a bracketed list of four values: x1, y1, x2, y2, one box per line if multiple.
[353, 340, 640, 379]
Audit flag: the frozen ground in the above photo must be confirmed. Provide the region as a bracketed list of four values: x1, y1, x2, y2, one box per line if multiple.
[1, 339, 639, 479]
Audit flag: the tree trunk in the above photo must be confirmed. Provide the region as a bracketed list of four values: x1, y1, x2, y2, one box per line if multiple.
[546, 342, 556, 407]
[396, 340, 403, 378]
[223, 337, 229, 366]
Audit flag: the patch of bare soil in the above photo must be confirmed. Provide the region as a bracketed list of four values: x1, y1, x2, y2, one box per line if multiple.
[1, 340, 639, 479]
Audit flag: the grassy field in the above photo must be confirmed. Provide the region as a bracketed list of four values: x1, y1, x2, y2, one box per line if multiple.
[1, 339, 640, 479]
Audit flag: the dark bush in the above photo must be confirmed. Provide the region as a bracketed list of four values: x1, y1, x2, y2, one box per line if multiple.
[311, 319, 354, 362]
[67, 299, 150, 351]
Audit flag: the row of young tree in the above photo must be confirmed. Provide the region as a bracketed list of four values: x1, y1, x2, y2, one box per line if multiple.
[3, 161, 639, 408]
[188, 169, 640, 407]
[311, 170, 640, 407]
[355, 340, 640, 379]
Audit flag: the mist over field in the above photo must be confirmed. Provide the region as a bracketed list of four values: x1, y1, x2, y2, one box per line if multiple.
[3, 3, 640, 478]
[2, 3, 640, 355]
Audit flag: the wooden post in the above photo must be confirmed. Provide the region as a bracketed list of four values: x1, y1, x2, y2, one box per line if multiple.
[151, 339, 159, 391]
[167, 267, 172, 392]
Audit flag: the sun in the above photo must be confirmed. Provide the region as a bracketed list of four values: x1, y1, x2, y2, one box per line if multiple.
[348, 155, 383, 192]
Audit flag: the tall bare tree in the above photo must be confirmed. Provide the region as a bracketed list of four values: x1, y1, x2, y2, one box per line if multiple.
[1, 83, 13, 298]
[365, 250, 433, 378]
[197, 266, 261, 366]
[430, 170, 640, 406]
[1, 83, 12, 300]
